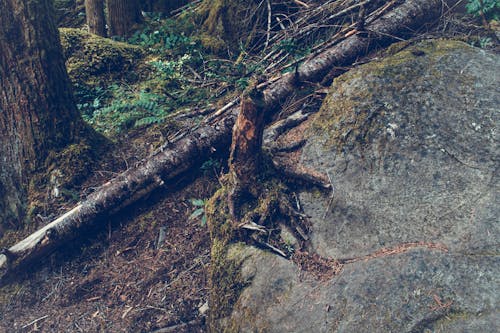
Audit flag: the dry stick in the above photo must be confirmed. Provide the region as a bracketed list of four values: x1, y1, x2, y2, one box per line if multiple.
[0, 0, 446, 280]
[21, 315, 49, 329]
[292, 0, 310, 8]
[264, 0, 357, 52]
[267, 0, 399, 74]
[265, 0, 272, 50]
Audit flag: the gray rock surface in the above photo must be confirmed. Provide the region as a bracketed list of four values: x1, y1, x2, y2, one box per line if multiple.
[227, 40, 500, 332]
[230, 247, 498, 333]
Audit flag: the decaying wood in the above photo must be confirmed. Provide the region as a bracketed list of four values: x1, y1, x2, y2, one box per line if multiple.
[0, 0, 446, 280]
[227, 87, 267, 219]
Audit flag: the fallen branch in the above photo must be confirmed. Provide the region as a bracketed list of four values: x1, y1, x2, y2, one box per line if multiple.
[0, 0, 446, 281]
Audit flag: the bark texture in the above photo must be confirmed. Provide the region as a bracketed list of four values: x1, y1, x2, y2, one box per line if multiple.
[227, 88, 266, 219]
[0, 0, 445, 280]
[229, 89, 266, 190]
[106, 0, 141, 37]
[0, 0, 84, 232]
[85, 0, 106, 36]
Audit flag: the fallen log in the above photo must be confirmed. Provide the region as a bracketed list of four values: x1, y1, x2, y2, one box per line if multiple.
[0, 0, 445, 280]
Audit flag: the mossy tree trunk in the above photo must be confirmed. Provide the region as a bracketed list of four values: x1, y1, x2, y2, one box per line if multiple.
[84, 0, 106, 36]
[0, 0, 86, 233]
[106, 0, 141, 37]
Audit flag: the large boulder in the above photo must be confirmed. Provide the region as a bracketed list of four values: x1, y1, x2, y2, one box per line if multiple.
[226, 40, 499, 332]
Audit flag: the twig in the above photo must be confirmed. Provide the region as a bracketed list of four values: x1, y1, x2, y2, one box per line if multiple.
[21, 315, 49, 329]
[265, 0, 272, 50]
[171, 0, 202, 17]
[185, 64, 202, 81]
[292, 0, 310, 8]
[206, 97, 240, 123]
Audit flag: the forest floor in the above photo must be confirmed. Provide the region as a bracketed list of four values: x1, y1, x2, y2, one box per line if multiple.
[0, 126, 220, 332]
[1, 2, 498, 332]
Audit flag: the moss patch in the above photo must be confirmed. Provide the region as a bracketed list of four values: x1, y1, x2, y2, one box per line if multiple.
[25, 126, 106, 224]
[191, 0, 262, 54]
[311, 39, 477, 152]
[205, 184, 245, 332]
[59, 28, 144, 85]
[205, 154, 311, 331]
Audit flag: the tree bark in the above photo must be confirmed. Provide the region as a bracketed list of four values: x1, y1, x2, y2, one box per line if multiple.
[227, 87, 267, 219]
[106, 0, 142, 37]
[0, 0, 445, 280]
[229, 88, 266, 190]
[85, 0, 106, 36]
[0, 0, 85, 233]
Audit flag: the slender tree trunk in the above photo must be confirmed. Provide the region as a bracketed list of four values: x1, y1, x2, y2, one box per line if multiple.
[85, 0, 106, 36]
[106, 0, 142, 37]
[0, 0, 85, 232]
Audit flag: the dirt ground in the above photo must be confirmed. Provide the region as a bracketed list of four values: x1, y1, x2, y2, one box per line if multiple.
[0, 126, 222, 332]
[0, 177, 217, 332]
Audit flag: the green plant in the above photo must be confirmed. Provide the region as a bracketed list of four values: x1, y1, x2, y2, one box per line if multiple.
[189, 199, 207, 226]
[82, 85, 171, 135]
[75, 16, 268, 137]
[75, 84, 108, 118]
[149, 54, 193, 83]
[479, 36, 493, 48]
[235, 77, 250, 90]
[129, 18, 197, 55]
[275, 38, 311, 59]
[466, 0, 500, 20]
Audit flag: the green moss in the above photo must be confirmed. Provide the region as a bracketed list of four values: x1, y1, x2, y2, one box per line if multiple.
[134, 211, 159, 233]
[25, 126, 106, 223]
[43, 142, 94, 189]
[191, 0, 261, 54]
[206, 163, 299, 331]
[59, 28, 144, 85]
[206, 184, 245, 332]
[311, 39, 476, 151]
[197, 33, 227, 54]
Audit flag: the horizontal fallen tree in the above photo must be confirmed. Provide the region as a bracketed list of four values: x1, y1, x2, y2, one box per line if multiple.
[0, 0, 445, 282]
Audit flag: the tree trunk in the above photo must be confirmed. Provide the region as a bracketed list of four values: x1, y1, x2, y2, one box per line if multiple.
[0, 0, 445, 280]
[85, 0, 106, 36]
[227, 88, 266, 219]
[106, 0, 142, 37]
[0, 0, 85, 233]
[229, 89, 266, 190]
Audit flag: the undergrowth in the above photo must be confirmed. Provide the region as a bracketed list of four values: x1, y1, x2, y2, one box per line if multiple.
[74, 16, 257, 136]
[466, 0, 500, 20]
